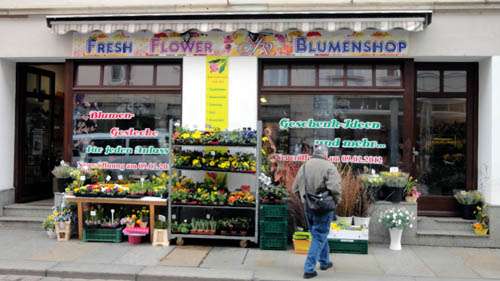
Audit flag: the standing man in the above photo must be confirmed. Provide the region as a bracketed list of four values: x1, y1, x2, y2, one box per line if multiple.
[292, 144, 342, 279]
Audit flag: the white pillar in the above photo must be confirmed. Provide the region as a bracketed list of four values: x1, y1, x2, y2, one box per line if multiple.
[478, 56, 500, 205]
[0, 59, 16, 201]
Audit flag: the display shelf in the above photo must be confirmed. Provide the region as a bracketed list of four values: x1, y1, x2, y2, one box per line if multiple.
[171, 204, 256, 210]
[172, 166, 256, 174]
[167, 120, 262, 245]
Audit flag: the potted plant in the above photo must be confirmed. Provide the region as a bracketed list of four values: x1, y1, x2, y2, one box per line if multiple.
[380, 171, 409, 203]
[42, 213, 56, 239]
[336, 166, 361, 225]
[454, 190, 482, 220]
[472, 204, 489, 236]
[259, 173, 288, 204]
[51, 161, 75, 193]
[404, 177, 421, 204]
[178, 220, 191, 234]
[53, 206, 73, 241]
[153, 218, 170, 246]
[378, 207, 415, 251]
[208, 220, 217, 235]
[359, 173, 385, 202]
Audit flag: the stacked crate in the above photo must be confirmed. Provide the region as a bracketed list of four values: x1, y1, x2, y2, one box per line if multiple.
[259, 204, 288, 250]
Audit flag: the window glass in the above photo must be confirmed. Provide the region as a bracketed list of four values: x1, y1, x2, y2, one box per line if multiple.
[129, 65, 154, 86]
[346, 65, 372, 87]
[319, 65, 343, 87]
[290, 65, 316, 86]
[157, 64, 181, 86]
[417, 70, 440, 92]
[444, 71, 467, 92]
[26, 72, 38, 92]
[77, 65, 101, 86]
[376, 65, 402, 87]
[40, 75, 51, 95]
[259, 94, 403, 169]
[416, 98, 466, 195]
[263, 65, 288, 86]
[103, 65, 127, 86]
[72, 93, 181, 176]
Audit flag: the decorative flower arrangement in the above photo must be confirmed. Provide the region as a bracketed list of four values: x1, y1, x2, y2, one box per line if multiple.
[404, 177, 421, 203]
[378, 208, 415, 229]
[380, 171, 410, 188]
[472, 205, 489, 236]
[227, 190, 256, 206]
[173, 128, 257, 146]
[258, 173, 288, 204]
[51, 160, 77, 179]
[454, 190, 482, 205]
[359, 173, 385, 188]
[120, 207, 150, 229]
[174, 150, 256, 173]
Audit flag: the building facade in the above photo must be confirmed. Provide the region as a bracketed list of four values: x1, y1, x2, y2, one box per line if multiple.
[1, 0, 500, 246]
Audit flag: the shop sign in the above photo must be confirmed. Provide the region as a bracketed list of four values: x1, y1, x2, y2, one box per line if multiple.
[72, 29, 409, 57]
[205, 56, 229, 130]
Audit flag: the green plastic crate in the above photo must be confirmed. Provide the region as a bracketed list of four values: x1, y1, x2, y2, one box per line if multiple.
[328, 239, 368, 255]
[259, 220, 288, 235]
[83, 227, 123, 243]
[259, 204, 288, 220]
[260, 237, 288, 250]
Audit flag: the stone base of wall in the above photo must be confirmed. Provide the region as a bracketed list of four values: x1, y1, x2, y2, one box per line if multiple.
[0, 188, 15, 216]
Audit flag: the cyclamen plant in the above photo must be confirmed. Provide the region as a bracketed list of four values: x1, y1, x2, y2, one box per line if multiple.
[378, 208, 415, 229]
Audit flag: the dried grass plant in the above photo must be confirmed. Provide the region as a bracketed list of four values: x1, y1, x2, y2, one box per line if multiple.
[336, 165, 362, 217]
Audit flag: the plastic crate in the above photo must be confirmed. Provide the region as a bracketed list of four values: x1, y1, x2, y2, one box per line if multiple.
[259, 220, 288, 235]
[328, 239, 368, 255]
[259, 204, 288, 220]
[83, 227, 123, 243]
[260, 237, 288, 250]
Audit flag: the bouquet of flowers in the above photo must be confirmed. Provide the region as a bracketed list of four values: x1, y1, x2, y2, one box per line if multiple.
[378, 208, 415, 229]
[454, 190, 482, 205]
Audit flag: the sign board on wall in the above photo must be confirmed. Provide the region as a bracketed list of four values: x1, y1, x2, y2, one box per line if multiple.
[72, 29, 409, 57]
[205, 56, 229, 130]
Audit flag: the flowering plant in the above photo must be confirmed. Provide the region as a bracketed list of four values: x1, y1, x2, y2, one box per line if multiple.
[472, 205, 489, 236]
[52, 206, 73, 222]
[380, 172, 409, 188]
[42, 213, 55, 231]
[258, 173, 288, 204]
[359, 173, 385, 188]
[173, 127, 256, 146]
[228, 190, 256, 206]
[174, 150, 256, 173]
[378, 208, 415, 229]
[51, 161, 77, 178]
[454, 190, 482, 205]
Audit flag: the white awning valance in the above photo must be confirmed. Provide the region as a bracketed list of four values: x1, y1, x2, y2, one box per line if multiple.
[48, 12, 431, 34]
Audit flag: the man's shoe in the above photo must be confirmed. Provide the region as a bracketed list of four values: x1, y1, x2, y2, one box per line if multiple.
[320, 262, 333, 271]
[303, 271, 318, 279]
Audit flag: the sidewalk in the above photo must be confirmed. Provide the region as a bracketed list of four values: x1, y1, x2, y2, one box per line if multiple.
[0, 229, 500, 281]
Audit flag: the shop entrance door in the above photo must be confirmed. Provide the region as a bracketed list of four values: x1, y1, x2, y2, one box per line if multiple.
[15, 65, 64, 203]
[413, 63, 477, 216]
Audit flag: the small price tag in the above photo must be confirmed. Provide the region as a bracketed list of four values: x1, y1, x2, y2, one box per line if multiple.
[80, 175, 86, 181]
[118, 175, 123, 180]
[90, 210, 96, 216]
[158, 215, 166, 222]
[110, 209, 115, 214]
[206, 214, 211, 219]
[106, 175, 111, 182]
[172, 214, 176, 220]
[390, 167, 399, 173]
[140, 177, 145, 183]
[371, 169, 376, 175]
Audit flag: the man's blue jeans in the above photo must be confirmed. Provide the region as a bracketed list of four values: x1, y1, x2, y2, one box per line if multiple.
[304, 210, 334, 273]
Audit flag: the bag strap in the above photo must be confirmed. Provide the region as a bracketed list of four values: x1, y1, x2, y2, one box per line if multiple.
[303, 162, 309, 192]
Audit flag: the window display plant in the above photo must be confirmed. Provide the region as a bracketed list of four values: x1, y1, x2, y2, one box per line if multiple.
[259, 173, 288, 204]
[51, 161, 77, 193]
[454, 190, 483, 220]
[380, 171, 410, 203]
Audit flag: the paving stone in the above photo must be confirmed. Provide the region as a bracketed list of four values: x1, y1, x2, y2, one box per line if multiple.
[463, 249, 500, 279]
[30, 241, 99, 262]
[159, 246, 211, 267]
[114, 244, 174, 266]
[253, 268, 415, 281]
[330, 253, 384, 275]
[138, 265, 253, 281]
[46, 262, 143, 281]
[75, 243, 130, 264]
[200, 247, 248, 268]
[0, 259, 57, 276]
[411, 246, 481, 278]
[243, 249, 304, 269]
[371, 244, 435, 277]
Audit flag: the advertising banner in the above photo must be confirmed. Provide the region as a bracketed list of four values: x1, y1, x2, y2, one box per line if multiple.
[72, 29, 409, 57]
[205, 56, 229, 130]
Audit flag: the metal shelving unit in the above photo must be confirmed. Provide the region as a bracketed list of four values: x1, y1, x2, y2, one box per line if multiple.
[167, 120, 262, 247]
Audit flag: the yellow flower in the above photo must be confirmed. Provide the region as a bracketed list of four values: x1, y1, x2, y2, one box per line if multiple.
[262, 136, 269, 142]
[192, 159, 200, 166]
[192, 130, 202, 139]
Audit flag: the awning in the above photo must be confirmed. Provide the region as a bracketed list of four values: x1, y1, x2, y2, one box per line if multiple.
[47, 11, 432, 34]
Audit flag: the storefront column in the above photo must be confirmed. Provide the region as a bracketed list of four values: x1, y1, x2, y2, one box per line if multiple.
[0, 59, 16, 207]
[182, 56, 258, 130]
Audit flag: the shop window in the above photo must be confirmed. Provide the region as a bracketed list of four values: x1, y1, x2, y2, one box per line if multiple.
[72, 93, 181, 176]
[26, 72, 38, 92]
[319, 65, 343, 87]
[443, 71, 467, 92]
[376, 65, 401, 87]
[290, 65, 316, 86]
[417, 70, 440, 92]
[156, 64, 181, 86]
[346, 65, 372, 87]
[40, 76, 51, 95]
[76, 65, 101, 86]
[129, 65, 154, 86]
[103, 65, 127, 86]
[259, 94, 403, 169]
[263, 65, 288, 86]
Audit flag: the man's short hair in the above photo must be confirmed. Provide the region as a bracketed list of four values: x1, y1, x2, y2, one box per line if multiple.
[313, 144, 329, 158]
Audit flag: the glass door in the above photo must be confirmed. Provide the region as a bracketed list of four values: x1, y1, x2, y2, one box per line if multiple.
[16, 66, 60, 202]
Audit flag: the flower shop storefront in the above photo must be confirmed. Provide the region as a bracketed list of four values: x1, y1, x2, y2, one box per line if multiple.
[22, 10, 494, 248]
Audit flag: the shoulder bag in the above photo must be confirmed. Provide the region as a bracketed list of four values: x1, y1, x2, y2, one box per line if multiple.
[303, 162, 336, 215]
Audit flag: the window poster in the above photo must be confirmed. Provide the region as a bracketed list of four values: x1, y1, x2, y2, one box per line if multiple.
[72, 93, 181, 175]
[205, 56, 229, 130]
